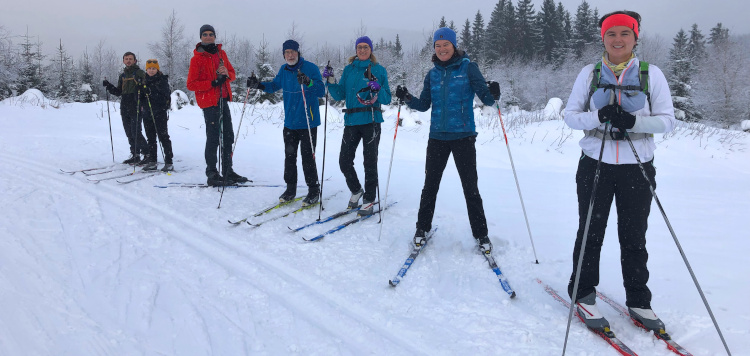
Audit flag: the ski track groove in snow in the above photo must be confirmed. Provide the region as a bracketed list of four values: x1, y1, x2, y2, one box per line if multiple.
[0, 153, 436, 355]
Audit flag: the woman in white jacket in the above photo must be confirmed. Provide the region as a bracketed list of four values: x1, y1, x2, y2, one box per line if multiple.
[563, 10, 676, 334]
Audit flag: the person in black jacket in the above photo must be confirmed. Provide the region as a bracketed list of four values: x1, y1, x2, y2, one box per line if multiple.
[103, 52, 149, 164]
[139, 59, 174, 172]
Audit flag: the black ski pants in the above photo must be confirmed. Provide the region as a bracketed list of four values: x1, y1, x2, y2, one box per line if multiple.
[121, 95, 147, 156]
[283, 127, 318, 188]
[568, 154, 656, 309]
[202, 99, 234, 176]
[339, 123, 380, 202]
[416, 136, 488, 238]
[141, 107, 173, 164]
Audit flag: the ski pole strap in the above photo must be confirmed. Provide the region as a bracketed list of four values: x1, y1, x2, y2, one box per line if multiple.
[342, 106, 383, 114]
[584, 128, 652, 141]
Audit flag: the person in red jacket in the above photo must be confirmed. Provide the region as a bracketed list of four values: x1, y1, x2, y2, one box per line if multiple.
[187, 24, 248, 186]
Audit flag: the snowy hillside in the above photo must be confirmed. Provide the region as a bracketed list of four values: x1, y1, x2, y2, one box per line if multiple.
[0, 93, 748, 355]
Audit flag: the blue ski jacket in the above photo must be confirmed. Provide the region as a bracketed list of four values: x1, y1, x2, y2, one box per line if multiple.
[261, 57, 325, 129]
[408, 52, 494, 139]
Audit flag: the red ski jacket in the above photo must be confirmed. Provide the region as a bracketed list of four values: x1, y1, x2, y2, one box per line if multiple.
[187, 43, 235, 109]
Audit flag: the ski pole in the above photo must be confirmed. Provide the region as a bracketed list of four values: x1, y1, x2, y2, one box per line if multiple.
[133, 88, 141, 174]
[621, 131, 732, 355]
[563, 90, 614, 356]
[217, 71, 230, 208]
[231, 86, 252, 156]
[144, 90, 167, 163]
[317, 61, 331, 220]
[105, 80, 115, 162]
[365, 64, 383, 223]
[299, 72, 322, 204]
[377, 98, 402, 241]
[495, 100, 538, 264]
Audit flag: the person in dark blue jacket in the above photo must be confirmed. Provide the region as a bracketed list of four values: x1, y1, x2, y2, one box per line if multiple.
[395, 27, 501, 253]
[325, 36, 392, 216]
[247, 40, 325, 206]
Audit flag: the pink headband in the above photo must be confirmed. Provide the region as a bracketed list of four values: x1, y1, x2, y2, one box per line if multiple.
[601, 14, 639, 39]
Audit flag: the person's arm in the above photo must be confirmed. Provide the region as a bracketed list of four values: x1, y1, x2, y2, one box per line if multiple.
[261, 66, 284, 93]
[327, 65, 348, 101]
[305, 62, 325, 98]
[563, 64, 602, 130]
[630, 64, 676, 133]
[407, 73, 432, 112]
[467, 62, 494, 106]
[186, 57, 213, 92]
[376, 65, 391, 105]
[223, 52, 236, 82]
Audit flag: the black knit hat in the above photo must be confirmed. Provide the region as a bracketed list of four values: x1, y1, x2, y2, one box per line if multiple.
[200, 24, 215, 38]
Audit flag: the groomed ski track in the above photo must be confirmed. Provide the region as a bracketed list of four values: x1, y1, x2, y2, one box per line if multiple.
[1, 98, 747, 355]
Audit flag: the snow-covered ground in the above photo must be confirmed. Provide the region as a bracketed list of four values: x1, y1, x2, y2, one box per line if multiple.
[1, 91, 748, 355]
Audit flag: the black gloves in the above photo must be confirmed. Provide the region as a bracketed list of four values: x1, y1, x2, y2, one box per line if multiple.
[395, 85, 412, 102]
[487, 81, 500, 101]
[211, 75, 228, 87]
[102, 80, 114, 90]
[297, 71, 311, 86]
[598, 104, 636, 130]
[246, 74, 263, 90]
[598, 104, 619, 123]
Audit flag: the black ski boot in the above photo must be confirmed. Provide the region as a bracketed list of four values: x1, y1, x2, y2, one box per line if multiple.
[225, 170, 249, 184]
[207, 171, 225, 187]
[279, 186, 296, 202]
[122, 154, 140, 165]
[302, 185, 320, 207]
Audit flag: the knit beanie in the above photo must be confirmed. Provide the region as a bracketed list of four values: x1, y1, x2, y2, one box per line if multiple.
[282, 39, 300, 55]
[433, 27, 458, 49]
[355, 36, 373, 51]
[145, 59, 160, 71]
[199, 24, 215, 38]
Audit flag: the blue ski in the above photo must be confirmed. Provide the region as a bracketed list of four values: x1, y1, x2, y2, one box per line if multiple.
[389, 227, 439, 287]
[303, 202, 396, 242]
[288, 206, 361, 232]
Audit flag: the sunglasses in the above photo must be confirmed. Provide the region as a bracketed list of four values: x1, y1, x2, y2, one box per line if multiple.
[146, 60, 159, 64]
[201, 32, 215, 38]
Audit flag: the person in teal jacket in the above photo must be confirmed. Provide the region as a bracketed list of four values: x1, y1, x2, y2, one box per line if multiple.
[325, 36, 392, 216]
[247, 39, 325, 206]
[395, 27, 501, 254]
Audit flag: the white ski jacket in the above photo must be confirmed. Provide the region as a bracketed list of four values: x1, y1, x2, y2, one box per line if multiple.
[564, 57, 676, 164]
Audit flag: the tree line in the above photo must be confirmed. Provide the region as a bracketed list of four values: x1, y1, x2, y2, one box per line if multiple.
[1, 1, 749, 129]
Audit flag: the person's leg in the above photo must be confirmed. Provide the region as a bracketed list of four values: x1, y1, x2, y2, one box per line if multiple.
[451, 136, 488, 238]
[338, 125, 363, 193]
[142, 109, 158, 161]
[615, 161, 656, 309]
[299, 127, 319, 187]
[220, 100, 235, 175]
[154, 110, 173, 164]
[415, 139, 452, 233]
[203, 105, 221, 176]
[568, 156, 616, 301]
[361, 123, 381, 202]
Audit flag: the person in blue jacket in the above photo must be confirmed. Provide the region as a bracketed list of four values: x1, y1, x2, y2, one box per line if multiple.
[247, 39, 325, 206]
[395, 27, 500, 253]
[324, 36, 392, 216]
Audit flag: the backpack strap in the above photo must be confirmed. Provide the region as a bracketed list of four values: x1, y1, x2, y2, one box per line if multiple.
[639, 61, 652, 111]
[584, 62, 602, 112]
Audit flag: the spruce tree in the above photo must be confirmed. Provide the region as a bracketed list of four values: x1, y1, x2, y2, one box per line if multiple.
[572, 0, 597, 59]
[17, 30, 46, 94]
[668, 29, 701, 122]
[688, 24, 706, 60]
[460, 19, 472, 53]
[485, 0, 506, 63]
[515, 0, 538, 60]
[393, 34, 403, 59]
[438, 16, 448, 29]
[471, 10, 486, 61]
[708, 23, 729, 45]
[502, 1, 517, 57]
[51, 39, 72, 100]
[78, 50, 95, 102]
[536, 0, 564, 62]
